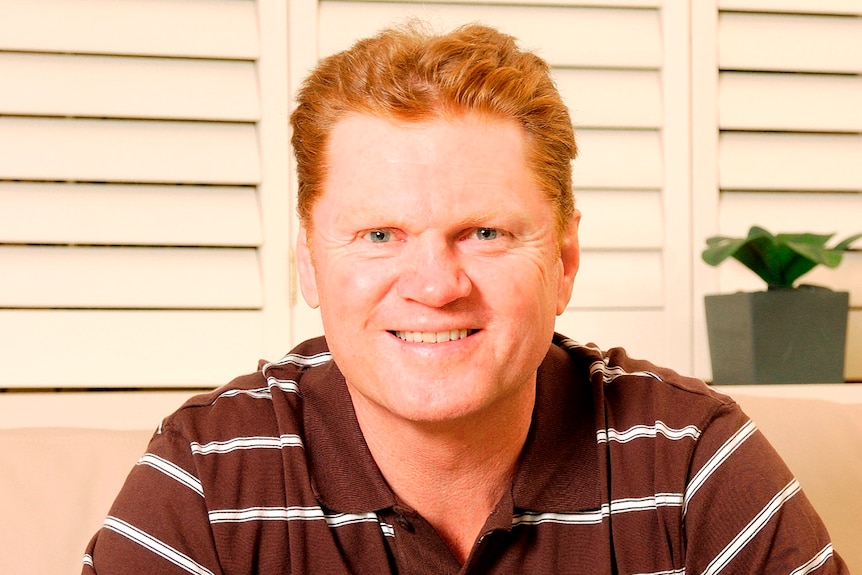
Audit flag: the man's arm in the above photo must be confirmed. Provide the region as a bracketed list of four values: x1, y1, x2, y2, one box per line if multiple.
[682, 401, 849, 574]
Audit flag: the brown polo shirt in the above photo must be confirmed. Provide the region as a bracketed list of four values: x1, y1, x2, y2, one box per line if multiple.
[84, 335, 848, 574]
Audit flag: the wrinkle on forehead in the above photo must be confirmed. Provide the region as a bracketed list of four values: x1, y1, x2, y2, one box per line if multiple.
[315, 112, 550, 238]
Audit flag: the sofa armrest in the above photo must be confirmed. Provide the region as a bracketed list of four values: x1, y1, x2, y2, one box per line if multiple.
[727, 391, 862, 574]
[0, 427, 153, 575]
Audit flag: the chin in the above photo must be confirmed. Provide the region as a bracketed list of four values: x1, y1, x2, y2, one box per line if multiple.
[395, 384, 519, 425]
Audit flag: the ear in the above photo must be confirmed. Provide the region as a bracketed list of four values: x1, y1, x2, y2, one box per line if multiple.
[296, 225, 320, 309]
[556, 209, 581, 315]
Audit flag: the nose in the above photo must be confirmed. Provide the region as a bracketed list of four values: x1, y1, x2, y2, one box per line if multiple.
[396, 236, 472, 307]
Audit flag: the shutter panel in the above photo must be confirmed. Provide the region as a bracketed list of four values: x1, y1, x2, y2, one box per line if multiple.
[311, 0, 690, 370]
[0, 0, 291, 388]
[694, 1, 862, 381]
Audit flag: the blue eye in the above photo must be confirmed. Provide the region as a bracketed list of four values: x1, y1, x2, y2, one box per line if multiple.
[475, 228, 498, 240]
[366, 229, 392, 243]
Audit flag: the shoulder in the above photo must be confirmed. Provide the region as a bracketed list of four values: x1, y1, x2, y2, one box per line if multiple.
[552, 333, 740, 432]
[159, 336, 334, 441]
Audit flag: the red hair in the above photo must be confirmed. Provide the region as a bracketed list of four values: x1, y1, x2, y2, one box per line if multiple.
[290, 22, 577, 236]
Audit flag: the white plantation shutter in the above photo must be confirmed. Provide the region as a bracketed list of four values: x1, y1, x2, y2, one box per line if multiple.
[0, 0, 294, 387]
[1, 0, 859, 398]
[310, 0, 694, 372]
[693, 1, 862, 380]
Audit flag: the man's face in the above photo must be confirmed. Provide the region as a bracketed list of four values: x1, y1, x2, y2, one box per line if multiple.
[297, 112, 579, 426]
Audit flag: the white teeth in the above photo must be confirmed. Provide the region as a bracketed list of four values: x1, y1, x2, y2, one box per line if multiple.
[395, 329, 470, 343]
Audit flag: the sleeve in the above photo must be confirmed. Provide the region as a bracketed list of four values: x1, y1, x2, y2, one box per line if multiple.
[682, 401, 850, 575]
[82, 424, 222, 575]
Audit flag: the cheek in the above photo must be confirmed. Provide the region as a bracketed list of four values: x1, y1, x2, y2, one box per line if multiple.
[316, 257, 397, 310]
[473, 258, 560, 318]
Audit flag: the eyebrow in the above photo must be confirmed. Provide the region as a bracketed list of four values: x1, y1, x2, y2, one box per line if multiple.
[339, 206, 525, 230]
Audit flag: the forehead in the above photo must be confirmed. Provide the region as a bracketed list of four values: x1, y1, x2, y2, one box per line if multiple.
[319, 112, 536, 206]
[327, 111, 528, 165]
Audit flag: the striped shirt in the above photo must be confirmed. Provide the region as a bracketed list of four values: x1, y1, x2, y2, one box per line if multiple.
[83, 334, 848, 574]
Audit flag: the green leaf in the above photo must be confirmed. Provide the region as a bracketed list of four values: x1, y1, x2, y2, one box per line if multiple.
[775, 232, 833, 247]
[701, 236, 748, 266]
[735, 235, 783, 286]
[701, 226, 862, 288]
[784, 241, 841, 268]
[833, 232, 862, 252]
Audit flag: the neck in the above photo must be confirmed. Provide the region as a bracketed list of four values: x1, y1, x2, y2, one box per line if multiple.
[348, 385, 535, 563]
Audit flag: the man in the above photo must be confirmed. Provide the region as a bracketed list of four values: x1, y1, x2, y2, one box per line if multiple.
[83, 23, 848, 574]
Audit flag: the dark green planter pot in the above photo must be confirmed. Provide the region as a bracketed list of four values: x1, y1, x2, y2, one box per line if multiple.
[705, 287, 849, 384]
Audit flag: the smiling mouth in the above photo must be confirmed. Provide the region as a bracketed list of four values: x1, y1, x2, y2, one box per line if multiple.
[391, 329, 475, 343]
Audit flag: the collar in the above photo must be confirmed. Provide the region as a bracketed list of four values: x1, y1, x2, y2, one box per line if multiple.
[300, 357, 398, 513]
[300, 337, 602, 515]
[510, 340, 601, 513]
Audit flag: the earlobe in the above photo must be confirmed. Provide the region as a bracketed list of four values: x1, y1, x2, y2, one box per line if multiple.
[296, 225, 320, 309]
[556, 209, 581, 315]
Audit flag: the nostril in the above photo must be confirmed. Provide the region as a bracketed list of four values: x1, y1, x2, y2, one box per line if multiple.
[396, 270, 472, 307]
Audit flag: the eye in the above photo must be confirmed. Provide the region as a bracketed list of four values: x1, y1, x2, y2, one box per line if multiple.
[365, 229, 393, 243]
[474, 228, 499, 241]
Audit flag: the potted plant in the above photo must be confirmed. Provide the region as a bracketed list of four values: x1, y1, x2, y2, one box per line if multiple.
[702, 226, 862, 384]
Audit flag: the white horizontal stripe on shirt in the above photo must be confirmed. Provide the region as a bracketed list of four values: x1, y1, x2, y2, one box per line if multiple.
[259, 352, 330, 392]
[215, 387, 273, 401]
[266, 351, 332, 369]
[190, 434, 303, 455]
[556, 337, 598, 354]
[597, 421, 702, 444]
[209, 506, 328, 523]
[208, 506, 385, 531]
[589, 360, 663, 385]
[512, 509, 606, 527]
[610, 493, 684, 514]
[266, 377, 299, 394]
[138, 453, 203, 496]
[513, 492, 684, 528]
[104, 516, 214, 575]
[323, 511, 383, 528]
[556, 337, 664, 384]
[633, 568, 686, 575]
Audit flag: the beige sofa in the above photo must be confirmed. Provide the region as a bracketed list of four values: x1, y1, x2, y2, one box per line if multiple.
[1, 388, 860, 575]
